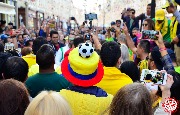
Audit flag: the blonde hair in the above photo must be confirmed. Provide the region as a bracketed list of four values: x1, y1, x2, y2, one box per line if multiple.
[25, 91, 72, 115]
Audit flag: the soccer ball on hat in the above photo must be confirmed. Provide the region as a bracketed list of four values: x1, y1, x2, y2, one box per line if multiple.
[78, 42, 94, 58]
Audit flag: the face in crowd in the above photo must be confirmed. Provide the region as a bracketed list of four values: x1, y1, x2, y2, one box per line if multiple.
[146, 5, 151, 15]
[142, 21, 149, 30]
[116, 21, 121, 27]
[51, 33, 59, 44]
[18, 34, 24, 43]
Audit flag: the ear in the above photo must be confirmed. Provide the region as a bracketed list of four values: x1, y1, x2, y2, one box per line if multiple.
[116, 57, 121, 67]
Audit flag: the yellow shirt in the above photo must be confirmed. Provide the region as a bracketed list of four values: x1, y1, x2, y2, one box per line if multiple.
[60, 89, 113, 115]
[28, 64, 62, 77]
[22, 54, 36, 68]
[96, 67, 133, 95]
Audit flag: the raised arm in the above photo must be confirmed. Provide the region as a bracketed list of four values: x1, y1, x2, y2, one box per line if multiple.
[123, 23, 137, 54]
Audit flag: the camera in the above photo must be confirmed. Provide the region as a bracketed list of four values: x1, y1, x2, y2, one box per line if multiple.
[140, 69, 167, 85]
[85, 34, 92, 40]
[142, 30, 159, 40]
[71, 17, 75, 20]
[110, 28, 116, 33]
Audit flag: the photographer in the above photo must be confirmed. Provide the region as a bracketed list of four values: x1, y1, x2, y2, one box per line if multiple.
[67, 17, 79, 35]
[105, 26, 116, 42]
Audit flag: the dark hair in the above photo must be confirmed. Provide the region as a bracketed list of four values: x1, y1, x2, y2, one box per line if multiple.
[0, 52, 12, 80]
[116, 20, 121, 23]
[150, 46, 164, 70]
[144, 18, 155, 30]
[120, 61, 140, 82]
[36, 44, 54, 69]
[132, 27, 139, 31]
[3, 56, 28, 82]
[109, 83, 152, 115]
[23, 33, 28, 37]
[147, 3, 151, 6]
[50, 30, 58, 38]
[32, 37, 48, 55]
[73, 37, 84, 47]
[0, 79, 30, 115]
[139, 40, 150, 53]
[17, 34, 23, 39]
[130, 9, 136, 14]
[25, 39, 33, 47]
[0, 20, 6, 25]
[100, 42, 121, 67]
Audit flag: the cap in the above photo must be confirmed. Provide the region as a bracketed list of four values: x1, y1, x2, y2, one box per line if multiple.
[162, 0, 178, 9]
[0, 34, 10, 40]
[155, 9, 165, 20]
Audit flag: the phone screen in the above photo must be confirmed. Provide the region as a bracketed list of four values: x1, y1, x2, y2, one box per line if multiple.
[140, 69, 167, 85]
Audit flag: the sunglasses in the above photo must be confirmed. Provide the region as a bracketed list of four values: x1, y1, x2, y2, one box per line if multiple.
[132, 12, 135, 14]
[142, 24, 148, 27]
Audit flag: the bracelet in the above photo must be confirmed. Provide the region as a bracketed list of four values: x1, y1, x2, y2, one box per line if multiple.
[159, 47, 167, 52]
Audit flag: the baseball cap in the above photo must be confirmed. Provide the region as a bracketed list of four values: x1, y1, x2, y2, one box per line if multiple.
[155, 9, 165, 20]
[0, 34, 10, 40]
[162, 0, 178, 9]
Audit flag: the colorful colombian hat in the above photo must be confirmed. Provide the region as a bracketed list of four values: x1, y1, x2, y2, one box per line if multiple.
[61, 42, 104, 87]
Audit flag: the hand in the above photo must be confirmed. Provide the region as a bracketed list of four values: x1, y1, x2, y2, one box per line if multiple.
[155, 31, 165, 48]
[159, 73, 174, 92]
[122, 23, 129, 34]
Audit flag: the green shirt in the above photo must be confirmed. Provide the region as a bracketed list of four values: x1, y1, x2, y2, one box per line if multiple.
[25, 72, 72, 98]
[153, 18, 171, 43]
[175, 66, 180, 74]
[106, 37, 114, 42]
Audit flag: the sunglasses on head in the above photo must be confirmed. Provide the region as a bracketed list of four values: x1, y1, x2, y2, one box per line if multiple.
[142, 24, 148, 27]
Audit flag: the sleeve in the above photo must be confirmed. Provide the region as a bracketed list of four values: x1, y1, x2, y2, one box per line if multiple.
[55, 48, 63, 66]
[60, 74, 73, 88]
[161, 54, 175, 71]
[174, 10, 180, 23]
[154, 103, 170, 115]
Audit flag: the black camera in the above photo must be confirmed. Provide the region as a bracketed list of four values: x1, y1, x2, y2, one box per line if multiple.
[110, 28, 116, 33]
[85, 34, 92, 40]
[71, 17, 75, 20]
[142, 30, 159, 40]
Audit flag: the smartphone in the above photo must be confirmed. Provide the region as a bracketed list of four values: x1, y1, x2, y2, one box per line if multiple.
[140, 69, 167, 85]
[71, 17, 75, 20]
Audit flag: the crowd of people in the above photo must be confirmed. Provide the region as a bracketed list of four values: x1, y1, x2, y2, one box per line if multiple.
[0, 0, 180, 115]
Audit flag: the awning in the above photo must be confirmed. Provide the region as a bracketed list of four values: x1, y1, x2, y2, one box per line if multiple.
[0, 2, 16, 15]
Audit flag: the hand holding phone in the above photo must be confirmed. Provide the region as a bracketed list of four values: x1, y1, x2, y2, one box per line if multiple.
[140, 69, 167, 85]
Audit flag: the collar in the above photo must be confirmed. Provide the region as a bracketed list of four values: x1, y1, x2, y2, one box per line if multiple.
[67, 86, 108, 97]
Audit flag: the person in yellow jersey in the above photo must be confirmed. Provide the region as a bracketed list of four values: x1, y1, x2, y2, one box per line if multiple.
[60, 42, 113, 115]
[96, 41, 133, 96]
[153, 9, 171, 43]
[123, 23, 150, 73]
[163, 0, 180, 66]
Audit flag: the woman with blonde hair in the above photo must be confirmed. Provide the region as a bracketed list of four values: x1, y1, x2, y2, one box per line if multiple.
[25, 91, 72, 115]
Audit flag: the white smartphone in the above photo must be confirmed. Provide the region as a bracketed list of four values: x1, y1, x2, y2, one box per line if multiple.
[140, 69, 167, 85]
